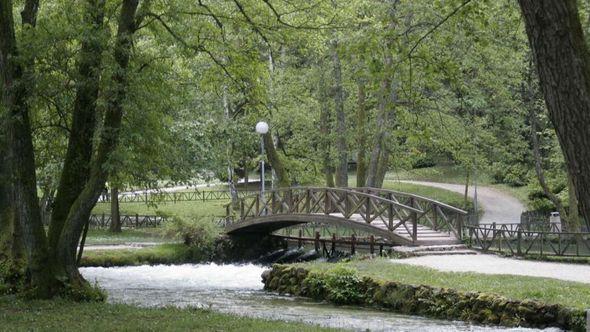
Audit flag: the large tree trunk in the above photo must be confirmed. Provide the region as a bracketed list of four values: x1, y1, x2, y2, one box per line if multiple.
[375, 148, 390, 188]
[519, 0, 590, 224]
[356, 80, 368, 187]
[108, 187, 121, 233]
[1, 0, 56, 297]
[318, 70, 334, 187]
[331, 38, 348, 187]
[48, 0, 106, 256]
[263, 131, 290, 188]
[0, 135, 24, 286]
[366, 57, 394, 188]
[55, 0, 139, 283]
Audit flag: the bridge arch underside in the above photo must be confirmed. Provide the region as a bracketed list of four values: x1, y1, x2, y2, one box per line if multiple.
[225, 214, 413, 246]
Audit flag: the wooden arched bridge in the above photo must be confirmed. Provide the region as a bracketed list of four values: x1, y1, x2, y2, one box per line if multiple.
[225, 187, 467, 246]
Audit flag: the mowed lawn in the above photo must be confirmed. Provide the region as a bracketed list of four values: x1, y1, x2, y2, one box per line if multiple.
[299, 258, 590, 310]
[0, 296, 337, 332]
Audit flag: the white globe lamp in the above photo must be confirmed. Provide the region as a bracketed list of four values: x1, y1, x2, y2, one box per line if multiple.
[256, 121, 269, 135]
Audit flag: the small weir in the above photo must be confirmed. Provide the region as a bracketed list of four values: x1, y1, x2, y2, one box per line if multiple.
[80, 264, 560, 332]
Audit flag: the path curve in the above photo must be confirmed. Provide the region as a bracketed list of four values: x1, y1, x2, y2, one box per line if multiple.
[391, 254, 590, 284]
[399, 181, 525, 224]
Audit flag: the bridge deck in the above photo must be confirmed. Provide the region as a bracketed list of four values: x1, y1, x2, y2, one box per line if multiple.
[328, 213, 460, 245]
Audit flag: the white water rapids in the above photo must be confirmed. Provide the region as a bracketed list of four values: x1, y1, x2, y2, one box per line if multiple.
[80, 264, 561, 332]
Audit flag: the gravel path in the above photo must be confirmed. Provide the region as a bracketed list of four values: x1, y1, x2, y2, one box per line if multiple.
[400, 180, 525, 224]
[391, 254, 590, 284]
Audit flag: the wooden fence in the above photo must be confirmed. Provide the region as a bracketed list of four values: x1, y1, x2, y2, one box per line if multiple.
[466, 223, 590, 257]
[89, 214, 167, 228]
[97, 190, 259, 204]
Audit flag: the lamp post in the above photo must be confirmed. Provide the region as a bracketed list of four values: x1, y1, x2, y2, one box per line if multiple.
[256, 121, 269, 212]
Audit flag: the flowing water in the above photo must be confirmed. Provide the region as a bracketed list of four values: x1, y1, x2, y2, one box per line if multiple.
[80, 264, 560, 332]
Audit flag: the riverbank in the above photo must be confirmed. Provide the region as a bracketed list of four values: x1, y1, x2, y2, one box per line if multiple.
[0, 296, 335, 332]
[263, 259, 589, 330]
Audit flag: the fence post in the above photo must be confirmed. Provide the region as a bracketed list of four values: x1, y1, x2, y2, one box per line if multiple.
[135, 213, 139, 227]
[324, 189, 330, 215]
[351, 234, 356, 255]
[240, 199, 245, 218]
[370, 235, 375, 255]
[432, 205, 438, 231]
[410, 198, 417, 243]
[101, 213, 105, 228]
[457, 213, 463, 239]
[517, 228, 522, 256]
[298, 229, 303, 248]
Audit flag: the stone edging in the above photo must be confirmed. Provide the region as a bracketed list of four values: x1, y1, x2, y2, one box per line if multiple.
[262, 264, 586, 331]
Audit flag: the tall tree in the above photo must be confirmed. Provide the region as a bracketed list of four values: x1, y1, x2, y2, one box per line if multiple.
[331, 38, 348, 187]
[519, 0, 590, 223]
[48, 0, 106, 258]
[356, 79, 368, 187]
[54, 0, 140, 283]
[1, 0, 56, 296]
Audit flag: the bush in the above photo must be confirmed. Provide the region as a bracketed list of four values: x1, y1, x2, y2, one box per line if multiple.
[163, 214, 221, 261]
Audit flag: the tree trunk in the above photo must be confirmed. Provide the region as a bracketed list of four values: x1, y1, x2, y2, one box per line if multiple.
[366, 58, 394, 188]
[375, 149, 390, 188]
[0, 135, 24, 285]
[319, 70, 334, 187]
[49, 0, 106, 256]
[567, 174, 581, 232]
[331, 38, 348, 187]
[263, 131, 290, 187]
[1, 0, 56, 297]
[463, 171, 470, 210]
[108, 187, 121, 233]
[519, 0, 590, 224]
[529, 100, 568, 221]
[356, 80, 368, 187]
[55, 0, 139, 283]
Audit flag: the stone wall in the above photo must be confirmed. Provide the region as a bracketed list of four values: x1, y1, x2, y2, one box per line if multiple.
[262, 265, 586, 331]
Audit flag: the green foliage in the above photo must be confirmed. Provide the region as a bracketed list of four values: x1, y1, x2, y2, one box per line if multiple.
[0, 260, 23, 296]
[61, 282, 106, 303]
[321, 266, 365, 305]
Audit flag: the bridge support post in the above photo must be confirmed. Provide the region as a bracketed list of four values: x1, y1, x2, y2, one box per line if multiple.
[351, 234, 356, 255]
[314, 232, 321, 253]
[331, 233, 336, 255]
[370, 235, 375, 255]
[298, 229, 303, 248]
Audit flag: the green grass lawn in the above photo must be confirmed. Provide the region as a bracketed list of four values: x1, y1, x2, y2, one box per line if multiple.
[386, 165, 493, 185]
[84, 228, 171, 245]
[0, 296, 336, 332]
[80, 243, 193, 267]
[298, 258, 590, 310]
[92, 200, 226, 218]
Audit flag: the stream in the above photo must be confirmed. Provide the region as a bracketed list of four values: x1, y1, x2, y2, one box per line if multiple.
[80, 264, 561, 332]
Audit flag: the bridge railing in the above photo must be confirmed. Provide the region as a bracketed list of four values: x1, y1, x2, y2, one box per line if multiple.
[230, 187, 442, 243]
[350, 187, 468, 239]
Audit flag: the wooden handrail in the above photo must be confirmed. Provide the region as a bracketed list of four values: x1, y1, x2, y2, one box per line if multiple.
[351, 187, 468, 215]
[237, 187, 423, 214]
